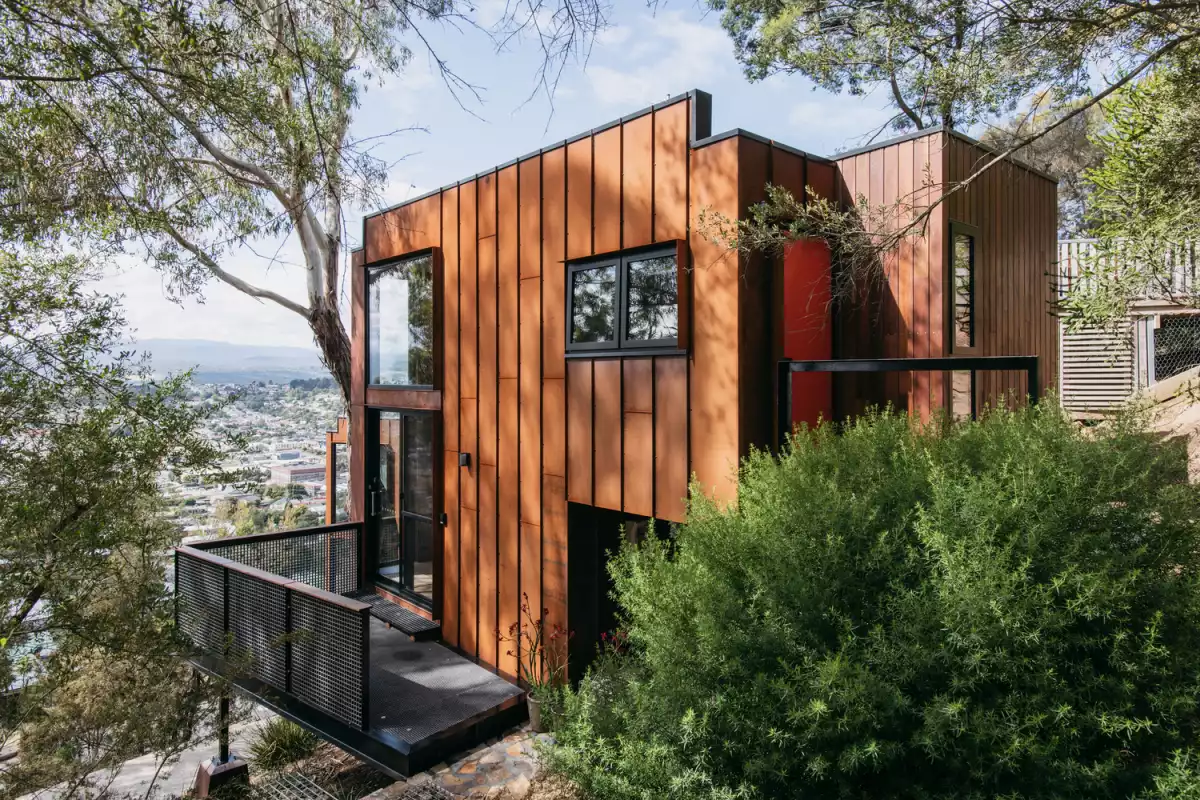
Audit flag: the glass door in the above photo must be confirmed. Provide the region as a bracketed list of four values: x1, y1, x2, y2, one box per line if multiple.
[368, 410, 436, 605]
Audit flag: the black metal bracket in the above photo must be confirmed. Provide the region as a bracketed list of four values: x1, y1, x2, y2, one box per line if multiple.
[776, 355, 1041, 450]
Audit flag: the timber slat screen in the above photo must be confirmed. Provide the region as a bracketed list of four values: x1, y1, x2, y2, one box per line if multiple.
[175, 523, 371, 730]
[776, 356, 1041, 449]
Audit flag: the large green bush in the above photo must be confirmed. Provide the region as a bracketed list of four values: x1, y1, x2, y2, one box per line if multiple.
[549, 407, 1200, 799]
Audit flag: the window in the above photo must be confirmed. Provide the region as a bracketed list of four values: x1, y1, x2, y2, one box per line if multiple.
[567, 245, 681, 352]
[369, 253, 434, 387]
[951, 224, 977, 350]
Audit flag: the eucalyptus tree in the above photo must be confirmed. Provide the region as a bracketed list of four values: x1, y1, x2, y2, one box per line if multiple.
[0, 0, 605, 403]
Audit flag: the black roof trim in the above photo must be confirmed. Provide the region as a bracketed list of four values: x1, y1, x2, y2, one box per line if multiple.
[691, 128, 836, 166]
[831, 125, 1058, 184]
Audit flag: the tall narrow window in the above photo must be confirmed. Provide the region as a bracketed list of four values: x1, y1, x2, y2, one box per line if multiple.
[952, 227, 976, 349]
[369, 253, 435, 386]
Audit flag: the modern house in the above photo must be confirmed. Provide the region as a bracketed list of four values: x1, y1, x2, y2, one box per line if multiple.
[175, 90, 1058, 780]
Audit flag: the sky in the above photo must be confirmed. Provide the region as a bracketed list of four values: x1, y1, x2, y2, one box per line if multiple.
[106, 0, 897, 351]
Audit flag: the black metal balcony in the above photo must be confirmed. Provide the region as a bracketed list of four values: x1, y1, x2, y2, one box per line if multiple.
[174, 523, 523, 778]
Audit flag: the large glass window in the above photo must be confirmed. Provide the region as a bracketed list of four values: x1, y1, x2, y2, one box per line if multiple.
[566, 245, 680, 352]
[369, 411, 435, 605]
[369, 254, 434, 386]
[951, 225, 976, 350]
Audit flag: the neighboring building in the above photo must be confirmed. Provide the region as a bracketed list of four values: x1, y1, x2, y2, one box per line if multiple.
[267, 463, 325, 484]
[176, 90, 1058, 779]
[1059, 238, 1200, 415]
[275, 449, 301, 460]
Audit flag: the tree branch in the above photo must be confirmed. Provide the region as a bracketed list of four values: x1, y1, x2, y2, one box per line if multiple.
[161, 222, 311, 318]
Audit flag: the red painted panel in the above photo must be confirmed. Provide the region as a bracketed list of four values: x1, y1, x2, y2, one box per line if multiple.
[782, 239, 833, 431]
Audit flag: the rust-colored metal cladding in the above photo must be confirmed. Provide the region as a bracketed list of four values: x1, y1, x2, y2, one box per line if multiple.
[341, 91, 1056, 683]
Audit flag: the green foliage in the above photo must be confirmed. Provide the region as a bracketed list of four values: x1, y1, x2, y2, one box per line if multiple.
[1060, 49, 1200, 326]
[248, 719, 320, 771]
[549, 406, 1200, 800]
[0, 252, 239, 794]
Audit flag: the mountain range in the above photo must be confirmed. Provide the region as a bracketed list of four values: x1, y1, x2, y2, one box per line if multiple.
[135, 338, 328, 384]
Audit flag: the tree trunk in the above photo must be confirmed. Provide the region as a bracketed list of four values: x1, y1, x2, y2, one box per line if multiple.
[310, 298, 352, 406]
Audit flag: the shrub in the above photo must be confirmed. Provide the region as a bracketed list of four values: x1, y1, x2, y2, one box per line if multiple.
[549, 406, 1200, 799]
[248, 718, 319, 770]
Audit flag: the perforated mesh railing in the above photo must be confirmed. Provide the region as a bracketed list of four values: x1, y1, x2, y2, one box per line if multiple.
[175, 523, 371, 730]
[190, 522, 361, 595]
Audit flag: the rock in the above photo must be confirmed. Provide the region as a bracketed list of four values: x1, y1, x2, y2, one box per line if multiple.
[507, 774, 532, 799]
[478, 751, 505, 765]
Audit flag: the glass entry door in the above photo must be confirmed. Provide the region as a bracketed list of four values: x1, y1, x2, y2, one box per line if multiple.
[368, 410, 436, 604]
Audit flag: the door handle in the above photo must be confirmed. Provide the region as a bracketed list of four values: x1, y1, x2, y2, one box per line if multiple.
[370, 490, 379, 517]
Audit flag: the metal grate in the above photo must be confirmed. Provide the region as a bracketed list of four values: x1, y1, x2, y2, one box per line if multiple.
[176, 553, 225, 652]
[196, 524, 361, 595]
[228, 571, 288, 687]
[347, 591, 440, 638]
[177, 524, 371, 731]
[252, 772, 338, 800]
[290, 591, 369, 730]
[1154, 314, 1200, 382]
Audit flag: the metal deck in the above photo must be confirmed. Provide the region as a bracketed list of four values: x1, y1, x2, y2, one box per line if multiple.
[197, 620, 524, 779]
[367, 620, 523, 749]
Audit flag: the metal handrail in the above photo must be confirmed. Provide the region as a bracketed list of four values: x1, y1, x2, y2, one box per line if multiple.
[175, 523, 372, 730]
[776, 355, 1041, 450]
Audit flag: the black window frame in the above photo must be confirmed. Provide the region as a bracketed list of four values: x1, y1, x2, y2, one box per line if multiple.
[566, 256, 621, 353]
[948, 221, 980, 353]
[366, 249, 437, 390]
[566, 243, 681, 354]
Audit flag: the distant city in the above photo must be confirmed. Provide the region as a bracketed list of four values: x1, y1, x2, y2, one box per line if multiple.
[144, 339, 347, 542]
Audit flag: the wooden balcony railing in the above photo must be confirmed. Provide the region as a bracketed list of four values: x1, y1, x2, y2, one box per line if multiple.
[174, 522, 371, 730]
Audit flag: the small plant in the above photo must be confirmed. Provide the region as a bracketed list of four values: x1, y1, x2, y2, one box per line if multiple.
[499, 593, 572, 730]
[248, 718, 318, 771]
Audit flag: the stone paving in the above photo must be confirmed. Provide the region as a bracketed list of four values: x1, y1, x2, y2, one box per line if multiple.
[363, 727, 553, 800]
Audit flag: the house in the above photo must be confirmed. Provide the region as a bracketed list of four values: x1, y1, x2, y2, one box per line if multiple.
[1058, 238, 1200, 415]
[175, 90, 1057, 781]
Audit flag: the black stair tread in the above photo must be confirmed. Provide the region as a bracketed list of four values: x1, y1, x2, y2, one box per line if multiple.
[346, 590, 441, 638]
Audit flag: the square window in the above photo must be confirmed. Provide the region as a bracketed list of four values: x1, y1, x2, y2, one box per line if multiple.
[625, 254, 678, 342]
[570, 263, 618, 345]
[369, 254, 434, 386]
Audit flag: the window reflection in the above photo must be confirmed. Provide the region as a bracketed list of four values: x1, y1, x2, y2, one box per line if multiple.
[626, 255, 678, 341]
[571, 264, 617, 344]
[953, 233, 975, 349]
[369, 254, 434, 386]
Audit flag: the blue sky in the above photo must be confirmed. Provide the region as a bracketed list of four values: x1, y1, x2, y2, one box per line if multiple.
[107, 0, 896, 351]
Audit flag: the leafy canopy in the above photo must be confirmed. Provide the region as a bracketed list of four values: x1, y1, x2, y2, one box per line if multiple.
[0, 252, 235, 795]
[551, 406, 1200, 799]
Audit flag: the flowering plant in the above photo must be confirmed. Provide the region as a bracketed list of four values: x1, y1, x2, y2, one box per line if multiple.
[498, 592, 572, 698]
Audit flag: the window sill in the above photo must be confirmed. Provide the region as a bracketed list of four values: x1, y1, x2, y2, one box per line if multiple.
[565, 348, 687, 360]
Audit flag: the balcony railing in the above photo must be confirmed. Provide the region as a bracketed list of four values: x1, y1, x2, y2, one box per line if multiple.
[174, 522, 370, 730]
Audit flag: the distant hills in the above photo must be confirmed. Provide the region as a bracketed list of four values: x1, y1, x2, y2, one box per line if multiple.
[136, 338, 328, 384]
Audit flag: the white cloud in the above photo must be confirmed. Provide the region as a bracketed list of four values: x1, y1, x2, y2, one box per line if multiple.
[582, 10, 734, 109]
[787, 90, 897, 155]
